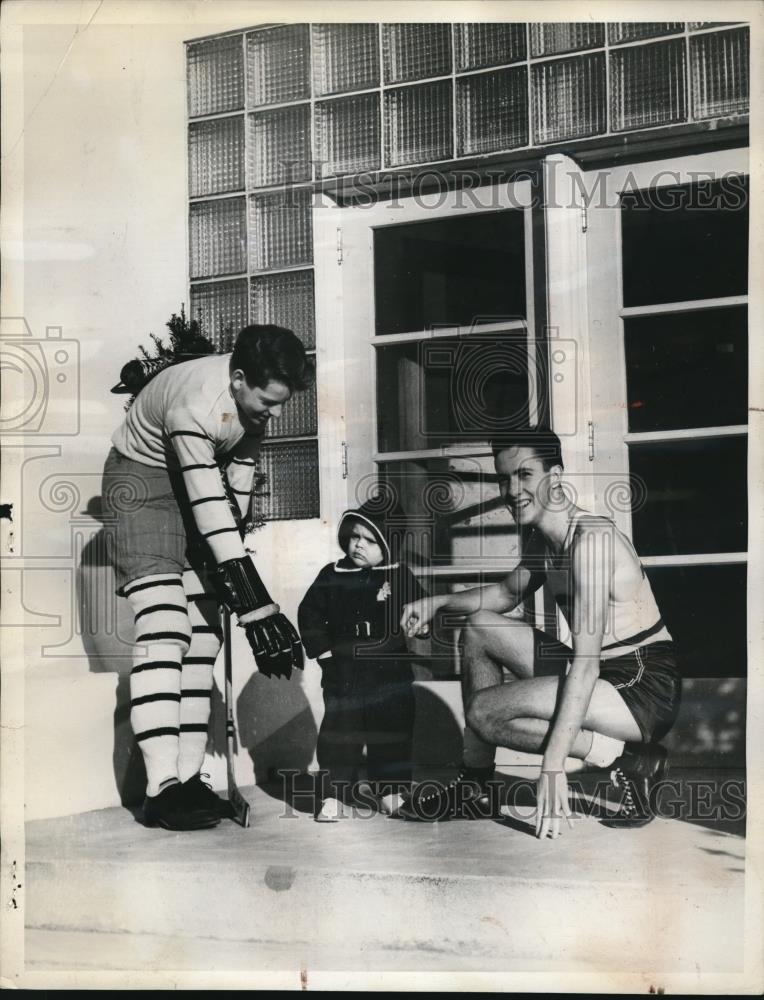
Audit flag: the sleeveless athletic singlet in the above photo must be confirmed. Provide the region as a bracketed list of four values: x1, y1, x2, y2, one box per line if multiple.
[542, 511, 672, 660]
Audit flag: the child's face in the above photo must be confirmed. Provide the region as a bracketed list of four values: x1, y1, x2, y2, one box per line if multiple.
[346, 521, 384, 568]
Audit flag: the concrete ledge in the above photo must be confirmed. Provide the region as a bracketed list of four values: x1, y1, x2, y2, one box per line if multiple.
[24, 783, 745, 975]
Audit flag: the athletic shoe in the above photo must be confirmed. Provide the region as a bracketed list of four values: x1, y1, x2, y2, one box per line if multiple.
[315, 797, 343, 823]
[601, 742, 668, 829]
[143, 781, 220, 831]
[398, 767, 498, 822]
[183, 772, 234, 820]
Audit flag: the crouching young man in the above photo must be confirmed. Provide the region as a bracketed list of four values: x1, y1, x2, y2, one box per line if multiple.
[102, 325, 314, 830]
[400, 427, 681, 836]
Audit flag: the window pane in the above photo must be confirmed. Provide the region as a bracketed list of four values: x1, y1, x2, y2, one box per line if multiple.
[246, 25, 310, 107]
[315, 93, 381, 176]
[621, 178, 749, 306]
[374, 210, 526, 336]
[608, 23, 684, 44]
[187, 36, 244, 117]
[189, 198, 246, 279]
[629, 436, 747, 555]
[259, 440, 319, 519]
[610, 39, 687, 131]
[646, 564, 746, 677]
[382, 23, 452, 84]
[247, 105, 312, 188]
[457, 67, 528, 156]
[377, 335, 529, 452]
[250, 270, 315, 349]
[531, 53, 606, 143]
[189, 279, 248, 351]
[691, 28, 750, 119]
[454, 23, 526, 70]
[267, 376, 317, 438]
[249, 189, 313, 271]
[312, 24, 380, 96]
[376, 455, 517, 568]
[188, 117, 245, 197]
[384, 81, 453, 167]
[624, 307, 748, 432]
[530, 23, 605, 57]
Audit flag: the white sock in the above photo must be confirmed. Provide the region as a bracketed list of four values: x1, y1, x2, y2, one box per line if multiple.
[462, 726, 495, 770]
[584, 731, 624, 769]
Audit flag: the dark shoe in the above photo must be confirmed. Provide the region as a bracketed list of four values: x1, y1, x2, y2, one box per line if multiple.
[398, 768, 498, 822]
[143, 781, 220, 831]
[183, 773, 234, 820]
[601, 743, 668, 829]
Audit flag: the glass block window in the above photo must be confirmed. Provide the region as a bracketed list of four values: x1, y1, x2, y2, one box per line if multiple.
[247, 105, 311, 187]
[259, 440, 320, 519]
[189, 198, 246, 278]
[457, 67, 528, 156]
[385, 81, 453, 166]
[608, 23, 684, 44]
[188, 117, 245, 197]
[187, 35, 244, 117]
[268, 379, 318, 438]
[246, 25, 310, 107]
[315, 93, 381, 176]
[610, 39, 687, 131]
[189, 279, 248, 351]
[251, 270, 316, 349]
[530, 23, 605, 57]
[532, 53, 606, 143]
[454, 23, 527, 70]
[691, 28, 750, 119]
[248, 188, 313, 272]
[382, 23, 452, 84]
[312, 23, 380, 96]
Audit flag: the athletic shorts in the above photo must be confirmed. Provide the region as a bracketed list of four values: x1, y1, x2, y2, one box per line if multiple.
[534, 632, 682, 744]
[101, 447, 203, 594]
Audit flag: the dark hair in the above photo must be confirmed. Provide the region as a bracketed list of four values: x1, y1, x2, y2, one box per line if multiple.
[491, 426, 564, 470]
[230, 324, 315, 393]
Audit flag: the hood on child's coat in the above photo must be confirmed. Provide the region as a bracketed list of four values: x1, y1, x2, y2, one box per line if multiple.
[337, 492, 406, 568]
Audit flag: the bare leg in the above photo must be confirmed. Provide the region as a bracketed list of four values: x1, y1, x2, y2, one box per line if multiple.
[461, 611, 642, 756]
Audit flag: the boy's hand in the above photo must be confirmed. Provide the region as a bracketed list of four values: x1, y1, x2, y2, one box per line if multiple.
[401, 598, 434, 639]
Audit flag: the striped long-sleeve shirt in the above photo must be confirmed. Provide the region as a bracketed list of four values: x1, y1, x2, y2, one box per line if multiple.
[112, 353, 262, 565]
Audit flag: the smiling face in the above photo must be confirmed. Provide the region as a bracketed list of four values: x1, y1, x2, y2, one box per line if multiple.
[495, 446, 561, 527]
[230, 373, 292, 431]
[346, 520, 384, 568]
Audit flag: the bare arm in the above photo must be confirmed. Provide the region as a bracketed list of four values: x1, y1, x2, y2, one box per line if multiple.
[542, 524, 611, 770]
[401, 561, 541, 638]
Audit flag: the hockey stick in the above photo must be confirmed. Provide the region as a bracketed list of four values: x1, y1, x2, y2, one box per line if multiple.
[223, 605, 251, 828]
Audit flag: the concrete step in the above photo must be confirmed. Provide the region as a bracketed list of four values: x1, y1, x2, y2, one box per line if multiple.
[23, 778, 746, 978]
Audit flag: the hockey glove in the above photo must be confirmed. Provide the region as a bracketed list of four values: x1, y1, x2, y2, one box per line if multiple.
[215, 556, 304, 679]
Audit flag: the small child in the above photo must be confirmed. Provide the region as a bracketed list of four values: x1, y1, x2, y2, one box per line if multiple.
[298, 497, 426, 820]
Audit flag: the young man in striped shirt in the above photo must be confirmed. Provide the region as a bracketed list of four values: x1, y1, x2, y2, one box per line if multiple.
[102, 325, 314, 830]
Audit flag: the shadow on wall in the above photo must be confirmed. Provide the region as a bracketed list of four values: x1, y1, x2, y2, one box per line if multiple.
[79, 495, 317, 807]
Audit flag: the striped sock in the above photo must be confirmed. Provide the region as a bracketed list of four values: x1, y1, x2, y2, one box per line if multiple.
[125, 574, 192, 798]
[178, 568, 222, 782]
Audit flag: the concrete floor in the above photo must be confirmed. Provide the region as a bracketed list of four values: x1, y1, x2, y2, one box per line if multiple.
[21, 770, 747, 986]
